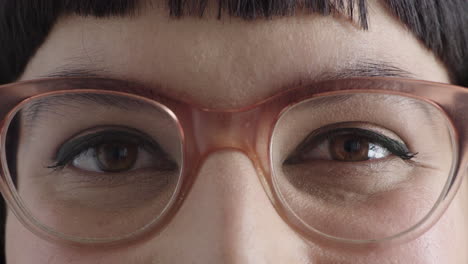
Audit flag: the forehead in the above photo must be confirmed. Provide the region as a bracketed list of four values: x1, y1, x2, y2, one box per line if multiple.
[21, 0, 449, 108]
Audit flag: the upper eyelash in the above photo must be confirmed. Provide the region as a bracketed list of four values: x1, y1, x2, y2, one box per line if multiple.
[324, 128, 418, 159]
[285, 127, 418, 164]
[47, 130, 162, 170]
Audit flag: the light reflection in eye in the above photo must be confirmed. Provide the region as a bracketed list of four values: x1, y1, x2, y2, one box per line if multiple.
[313, 133, 392, 161]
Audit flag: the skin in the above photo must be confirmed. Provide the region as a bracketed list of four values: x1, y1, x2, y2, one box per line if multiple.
[6, 0, 468, 263]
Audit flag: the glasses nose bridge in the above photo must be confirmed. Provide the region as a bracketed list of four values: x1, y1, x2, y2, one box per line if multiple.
[191, 108, 263, 154]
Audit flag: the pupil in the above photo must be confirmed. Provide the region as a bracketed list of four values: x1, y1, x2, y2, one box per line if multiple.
[110, 145, 128, 161]
[97, 142, 138, 172]
[328, 135, 371, 162]
[343, 139, 361, 153]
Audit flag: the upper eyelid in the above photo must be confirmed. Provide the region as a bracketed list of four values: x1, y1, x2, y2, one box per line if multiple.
[319, 128, 410, 153]
[296, 128, 405, 149]
[50, 129, 165, 168]
[285, 127, 413, 164]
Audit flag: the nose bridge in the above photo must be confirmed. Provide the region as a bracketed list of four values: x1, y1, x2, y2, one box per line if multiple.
[186, 106, 276, 208]
[191, 108, 261, 153]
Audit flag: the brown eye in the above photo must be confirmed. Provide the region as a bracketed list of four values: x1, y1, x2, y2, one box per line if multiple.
[96, 142, 138, 172]
[329, 135, 370, 161]
[284, 128, 400, 165]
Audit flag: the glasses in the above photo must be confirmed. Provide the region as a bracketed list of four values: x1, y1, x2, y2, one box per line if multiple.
[0, 77, 466, 247]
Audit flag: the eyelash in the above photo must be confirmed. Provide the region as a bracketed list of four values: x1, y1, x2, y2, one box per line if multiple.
[48, 125, 417, 174]
[284, 127, 418, 164]
[47, 129, 162, 170]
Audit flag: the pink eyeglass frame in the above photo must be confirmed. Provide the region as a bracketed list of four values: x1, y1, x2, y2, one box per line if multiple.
[0, 77, 466, 249]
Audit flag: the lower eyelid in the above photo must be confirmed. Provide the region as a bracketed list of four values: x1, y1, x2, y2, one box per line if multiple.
[282, 157, 415, 195]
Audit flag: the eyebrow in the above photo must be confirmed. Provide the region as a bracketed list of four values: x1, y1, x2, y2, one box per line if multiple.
[29, 60, 415, 116]
[24, 60, 415, 133]
[21, 92, 149, 125]
[317, 60, 413, 80]
[42, 59, 414, 93]
[45, 60, 413, 81]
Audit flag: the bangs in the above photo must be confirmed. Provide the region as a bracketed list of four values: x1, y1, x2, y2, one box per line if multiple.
[64, 0, 369, 28]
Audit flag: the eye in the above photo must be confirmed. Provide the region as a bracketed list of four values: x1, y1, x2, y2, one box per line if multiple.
[328, 134, 390, 161]
[284, 127, 417, 165]
[72, 141, 147, 173]
[49, 128, 178, 173]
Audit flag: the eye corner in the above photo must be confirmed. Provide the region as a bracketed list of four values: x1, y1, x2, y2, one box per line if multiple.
[283, 155, 299, 165]
[401, 151, 418, 160]
[46, 163, 65, 171]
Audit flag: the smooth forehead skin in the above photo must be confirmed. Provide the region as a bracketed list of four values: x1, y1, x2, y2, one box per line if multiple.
[7, 0, 468, 263]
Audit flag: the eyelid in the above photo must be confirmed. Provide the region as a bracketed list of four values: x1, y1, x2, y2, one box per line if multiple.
[48, 127, 173, 170]
[284, 127, 416, 165]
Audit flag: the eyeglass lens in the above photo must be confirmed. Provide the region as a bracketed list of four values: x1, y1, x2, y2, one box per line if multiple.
[271, 93, 454, 240]
[6, 93, 183, 240]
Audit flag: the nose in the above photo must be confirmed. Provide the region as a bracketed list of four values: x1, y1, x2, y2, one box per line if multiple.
[145, 150, 312, 264]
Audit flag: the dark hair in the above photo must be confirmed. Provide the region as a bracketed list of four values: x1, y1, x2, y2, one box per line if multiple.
[0, 0, 467, 86]
[0, 0, 466, 260]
